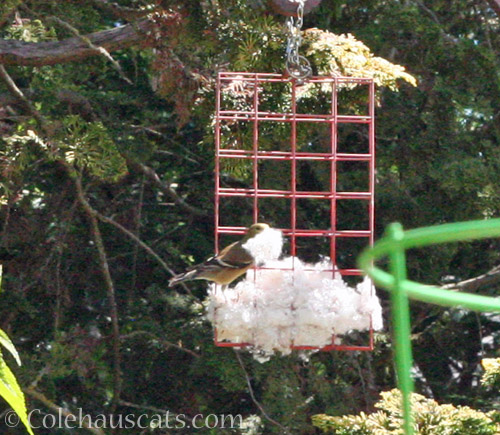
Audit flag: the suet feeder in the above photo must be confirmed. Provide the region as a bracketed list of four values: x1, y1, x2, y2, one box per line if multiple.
[210, 0, 378, 355]
[213, 72, 377, 352]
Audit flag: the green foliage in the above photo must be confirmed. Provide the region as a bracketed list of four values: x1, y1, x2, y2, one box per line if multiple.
[55, 115, 128, 182]
[304, 29, 417, 89]
[481, 358, 500, 390]
[312, 389, 500, 435]
[0, 268, 33, 435]
[2, 115, 127, 185]
[5, 18, 56, 42]
[0, 0, 499, 433]
[0, 355, 34, 435]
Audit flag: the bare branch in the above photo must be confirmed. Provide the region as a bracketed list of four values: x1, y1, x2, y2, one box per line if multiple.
[0, 88, 96, 120]
[89, 0, 157, 20]
[442, 264, 500, 292]
[0, 17, 170, 66]
[413, 0, 459, 44]
[26, 387, 106, 435]
[118, 399, 177, 416]
[129, 160, 209, 217]
[0, 64, 47, 130]
[234, 350, 292, 434]
[74, 176, 122, 410]
[47, 15, 133, 84]
[121, 330, 201, 359]
[93, 209, 197, 298]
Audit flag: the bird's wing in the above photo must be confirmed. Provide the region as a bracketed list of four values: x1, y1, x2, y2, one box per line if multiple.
[208, 241, 253, 268]
[184, 242, 253, 274]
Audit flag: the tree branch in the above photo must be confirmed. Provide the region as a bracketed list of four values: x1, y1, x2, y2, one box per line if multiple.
[234, 350, 291, 434]
[93, 209, 197, 298]
[128, 160, 209, 217]
[0, 64, 47, 130]
[413, 0, 459, 44]
[47, 15, 133, 84]
[442, 264, 500, 293]
[74, 176, 122, 411]
[25, 387, 106, 435]
[88, 0, 157, 20]
[0, 88, 96, 120]
[121, 330, 201, 359]
[0, 16, 171, 66]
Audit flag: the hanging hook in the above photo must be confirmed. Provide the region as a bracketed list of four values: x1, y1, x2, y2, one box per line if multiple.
[284, 0, 312, 82]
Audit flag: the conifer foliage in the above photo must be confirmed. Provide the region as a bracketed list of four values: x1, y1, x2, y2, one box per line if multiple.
[0, 1, 499, 433]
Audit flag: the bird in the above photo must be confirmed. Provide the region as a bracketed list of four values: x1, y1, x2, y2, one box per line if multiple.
[168, 223, 270, 289]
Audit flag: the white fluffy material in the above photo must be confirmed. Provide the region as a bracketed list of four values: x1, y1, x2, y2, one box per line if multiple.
[206, 227, 383, 361]
[242, 227, 283, 264]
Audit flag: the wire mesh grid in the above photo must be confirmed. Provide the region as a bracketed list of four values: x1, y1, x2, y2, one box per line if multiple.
[214, 72, 376, 351]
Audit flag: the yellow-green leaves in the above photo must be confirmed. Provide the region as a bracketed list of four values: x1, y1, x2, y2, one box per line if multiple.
[0, 352, 33, 435]
[312, 388, 500, 434]
[304, 30, 417, 90]
[0, 329, 21, 366]
[57, 115, 128, 182]
[0, 268, 34, 435]
[481, 358, 500, 389]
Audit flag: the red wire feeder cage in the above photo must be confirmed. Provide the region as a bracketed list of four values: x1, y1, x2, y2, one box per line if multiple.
[214, 72, 376, 352]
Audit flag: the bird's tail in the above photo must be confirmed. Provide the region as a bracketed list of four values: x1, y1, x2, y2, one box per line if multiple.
[168, 270, 199, 287]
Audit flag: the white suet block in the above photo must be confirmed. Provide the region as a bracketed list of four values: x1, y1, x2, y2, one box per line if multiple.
[206, 227, 383, 361]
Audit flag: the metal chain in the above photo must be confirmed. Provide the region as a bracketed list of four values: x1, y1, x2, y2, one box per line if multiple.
[285, 0, 312, 81]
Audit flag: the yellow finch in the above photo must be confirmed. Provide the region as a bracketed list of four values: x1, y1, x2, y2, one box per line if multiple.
[168, 223, 269, 288]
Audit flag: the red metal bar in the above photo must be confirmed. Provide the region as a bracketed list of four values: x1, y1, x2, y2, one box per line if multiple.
[214, 73, 222, 255]
[214, 72, 376, 351]
[218, 150, 372, 161]
[218, 112, 371, 123]
[294, 343, 373, 351]
[330, 77, 338, 275]
[218, 71, 373, 84]
[252, 74, 259, 224]
[369, 79, 376, 248]
[216, 226, 371, 238]
[290, 80, 297, 258]
[217, 188, 371, 200]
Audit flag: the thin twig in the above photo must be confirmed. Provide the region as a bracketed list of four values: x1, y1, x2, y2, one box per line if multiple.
[118, 400, 178, 416]
[93, 209, 196, 298]
[352, 353, 369, 410]
[0, 64, 47, 130]
[475, 312, 485, 356]
[130, 175, 145, 297]
[54, 244, 63, 331]
[441, 264, 500, 292]
[234, 350, 291, 435]
[47, 15, 133, 84]
[29, 366, 50, 389]
[74, 176, 122, 411]
[26, 387, 106, 435]
[412, 0, 459, 44]
[128, 160, 208, 217]
[88, 0, 157, 20]
[120, 330, 200, 358]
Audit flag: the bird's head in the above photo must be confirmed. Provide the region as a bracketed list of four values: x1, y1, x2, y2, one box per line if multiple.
[243, 223, 270, 241]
